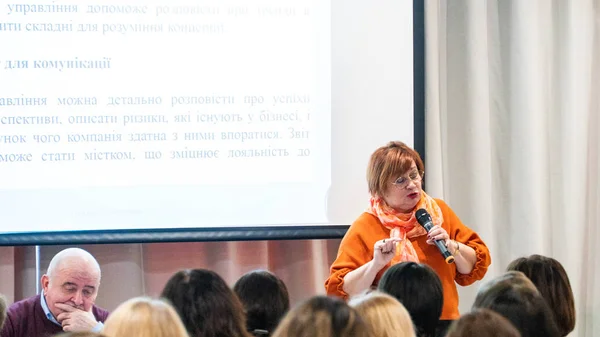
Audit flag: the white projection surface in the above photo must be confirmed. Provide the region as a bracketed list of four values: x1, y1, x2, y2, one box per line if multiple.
[0, 0, 413, 235]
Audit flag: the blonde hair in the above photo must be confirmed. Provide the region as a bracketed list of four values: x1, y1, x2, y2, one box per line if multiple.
[350, 291, 416, 337]
[102, 297, 189, 337]
[272, 296, 369, 337]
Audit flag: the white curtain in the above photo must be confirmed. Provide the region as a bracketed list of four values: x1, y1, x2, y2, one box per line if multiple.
[425, 1, 600, 336]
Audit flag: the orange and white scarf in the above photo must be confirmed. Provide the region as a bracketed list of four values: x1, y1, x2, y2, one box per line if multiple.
[367, 192, 444, 263]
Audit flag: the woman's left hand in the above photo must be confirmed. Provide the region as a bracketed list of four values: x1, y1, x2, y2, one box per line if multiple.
[426, 225, 451, 247]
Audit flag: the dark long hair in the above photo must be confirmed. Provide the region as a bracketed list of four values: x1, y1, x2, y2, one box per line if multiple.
[377, 262, 443, 337]
[161, 269, 252, 337]
[233, 270, 290, 336]
[473, 275, 561, 337]
[507, 255, 575, 336]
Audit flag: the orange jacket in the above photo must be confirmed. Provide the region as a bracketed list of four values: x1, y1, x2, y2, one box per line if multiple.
[325, 199, 491, 320]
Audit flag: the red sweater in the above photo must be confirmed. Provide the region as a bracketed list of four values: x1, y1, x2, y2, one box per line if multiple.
[325, 199, 491, 320]
[1, 294, 109, 337]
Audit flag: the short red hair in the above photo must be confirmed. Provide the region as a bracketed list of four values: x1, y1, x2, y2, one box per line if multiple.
[366, 141, 424, 197]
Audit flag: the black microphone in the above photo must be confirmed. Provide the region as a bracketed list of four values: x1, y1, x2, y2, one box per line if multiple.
[415, 208, 455, 264]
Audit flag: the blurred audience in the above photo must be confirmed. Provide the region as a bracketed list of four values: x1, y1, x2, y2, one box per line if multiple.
[349, 291, 415, 337]
[102, 297, 188, 337]
[507, 255, 575, 336]
[233, 270, 290, 337]
[161, 269, 252, 337]
[377, 262, 443, 337]
[472, 272, 560, 337]
[445, 308, 521, 337]
[0, 252, 578, 337]
[272, 296, 370, 337]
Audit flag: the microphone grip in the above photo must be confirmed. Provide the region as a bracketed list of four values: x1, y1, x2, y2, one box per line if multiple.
[417, 209, 455, 264]
[433, 238, 455, 264]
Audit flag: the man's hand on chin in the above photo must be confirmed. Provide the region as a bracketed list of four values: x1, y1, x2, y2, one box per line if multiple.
[55, 303, 98, 332]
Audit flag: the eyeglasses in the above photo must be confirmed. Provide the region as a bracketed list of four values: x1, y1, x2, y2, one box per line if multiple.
[392, 169, 423, 189]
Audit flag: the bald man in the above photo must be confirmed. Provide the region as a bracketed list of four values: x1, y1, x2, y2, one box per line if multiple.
[1, 248, 109, 337]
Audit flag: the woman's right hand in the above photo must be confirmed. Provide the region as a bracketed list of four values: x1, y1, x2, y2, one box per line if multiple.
[373, 238, 403, 269]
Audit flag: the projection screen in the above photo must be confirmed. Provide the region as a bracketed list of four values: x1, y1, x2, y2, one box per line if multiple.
[0, 0, 419, 245]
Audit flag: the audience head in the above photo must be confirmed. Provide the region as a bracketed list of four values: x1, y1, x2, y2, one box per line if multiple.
[349, 291, 416, 337]
[161, 269, 251, 337]
[480, 271, 537, 291]
[377, 262, 443, 337]
[233, 270, 290, 336]
[473, 272, 560, 337]
[41, 248, 102, 319]
[507, 255, 575, 336]
[272, 295, 369, 337]
[0, 293, 7, 330]
[445, 308, 521, 337]
[102, 297, 188, 337]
